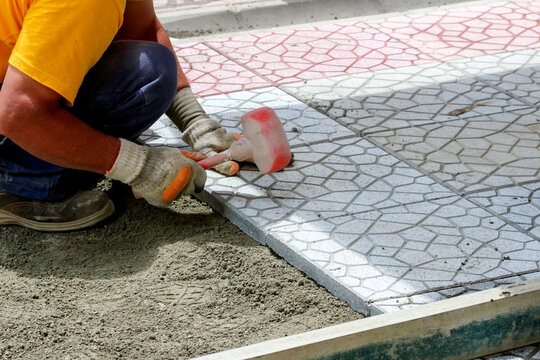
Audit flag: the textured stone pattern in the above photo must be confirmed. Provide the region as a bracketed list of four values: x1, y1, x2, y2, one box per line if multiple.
[281, 62, 530, 135]
[369, 1, 540, 61]
[173, 42, 270, 97]
[198, 87, 356, 147]
[372, 271, 540, 312]
[267, 196, 539, 302]
[204, 21, 434, 85]
[203, 137, 454, 229]
[367, 108, 540, 194]
[467, 182, 540, 239]
[450, 48, 540, 107]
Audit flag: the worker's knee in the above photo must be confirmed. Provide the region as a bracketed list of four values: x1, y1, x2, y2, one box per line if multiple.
[134, 41, 177, 110]
[72, 40, 178, 140]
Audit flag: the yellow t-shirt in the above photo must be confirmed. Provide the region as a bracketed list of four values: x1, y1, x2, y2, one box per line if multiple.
[0, 0, 138, 105]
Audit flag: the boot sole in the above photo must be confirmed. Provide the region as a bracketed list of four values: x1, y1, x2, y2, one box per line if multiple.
[0, 200, 115, 232]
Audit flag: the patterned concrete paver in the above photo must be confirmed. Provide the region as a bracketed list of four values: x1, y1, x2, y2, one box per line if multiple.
[281, 61, 530, 135]
[369, 1, 540, 61]
[173, 42, 271, 97]
[202, 136, 454, 229]
[467, 182, 540, 239]
[204, 21, 434, 85]
[449, 48, 540, 107]
[367, 108, 540, 193]
[372, 271, 540, 312]
[198, 87, 356, 147]
[266, 196, 540, 303]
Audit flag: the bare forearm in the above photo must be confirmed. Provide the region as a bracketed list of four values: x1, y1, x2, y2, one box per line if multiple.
[0, 102, 119, 174]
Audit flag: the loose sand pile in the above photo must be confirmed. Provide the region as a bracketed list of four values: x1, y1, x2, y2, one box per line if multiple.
[0, 184, 362, 359]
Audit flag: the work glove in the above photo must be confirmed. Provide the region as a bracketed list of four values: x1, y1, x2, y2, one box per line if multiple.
[166, 87, 239, 176]
[107, 139, 207, 208]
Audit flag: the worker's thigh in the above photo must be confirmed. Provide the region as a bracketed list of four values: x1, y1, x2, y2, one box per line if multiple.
[70, 40, 178, 140]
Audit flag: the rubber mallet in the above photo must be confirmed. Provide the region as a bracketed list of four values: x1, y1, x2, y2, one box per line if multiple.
[162, 107, 292, 203]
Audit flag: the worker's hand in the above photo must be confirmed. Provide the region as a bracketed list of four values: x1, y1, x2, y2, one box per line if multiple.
[107, 139, 207, 207]
[166, 87, 240, 176]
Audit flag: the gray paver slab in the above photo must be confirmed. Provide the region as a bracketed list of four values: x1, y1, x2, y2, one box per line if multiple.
[450, 48, 540, 107]
[372, 271, 540, 313]
[202, 136, 454, 230]
[281, 61, 530, 135]
[467, 182, 540, 239]
[367, 108, 540, 193]
[266, 195, 540, 303]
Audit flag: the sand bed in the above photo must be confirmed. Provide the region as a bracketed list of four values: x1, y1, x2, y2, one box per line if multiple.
[0, 184, 362, 359]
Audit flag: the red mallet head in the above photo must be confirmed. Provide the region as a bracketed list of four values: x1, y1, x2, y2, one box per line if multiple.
[240, 107, 292, 174]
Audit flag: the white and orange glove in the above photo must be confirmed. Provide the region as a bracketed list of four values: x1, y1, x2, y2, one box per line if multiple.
[166, 87, 239, 176]
[107, 139, 206, 208]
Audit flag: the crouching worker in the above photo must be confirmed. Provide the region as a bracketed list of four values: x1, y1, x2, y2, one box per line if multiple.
[0, 0, 238, 231]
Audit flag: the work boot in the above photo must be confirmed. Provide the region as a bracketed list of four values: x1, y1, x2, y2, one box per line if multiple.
[0, 190, 115, 231]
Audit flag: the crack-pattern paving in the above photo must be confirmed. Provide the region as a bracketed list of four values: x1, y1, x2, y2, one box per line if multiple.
[268, 195, 540, 303]
[198, 87, 356, 147]
[202, 137, 454, 230]
[449, 48, 540, 107]
[467, 181, 540, 239]
[368, 1, 540, 61]
[204, 20, 434, 85]
[367, 108, 540, 194]
[372, 270, 540, 312]
[281, 61, 530, 135]
[172, 41, 270, 97]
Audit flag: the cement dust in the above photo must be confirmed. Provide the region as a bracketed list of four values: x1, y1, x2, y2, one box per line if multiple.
[0, 183, 362, 359]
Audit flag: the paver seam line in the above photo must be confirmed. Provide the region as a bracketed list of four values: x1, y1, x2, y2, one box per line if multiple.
[264, 194, 458, 232]
[462, 178, 540, 196]
[364, 113, 538, 191]
[466, 196, 540, 241]
[288, 133, 359, 150]
[367, 269, 540, 304]
[445, 59, 540, 110]
[364, 118, 540, 240]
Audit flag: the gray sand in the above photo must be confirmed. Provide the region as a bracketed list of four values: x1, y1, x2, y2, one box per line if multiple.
[0, 184, 362, 359]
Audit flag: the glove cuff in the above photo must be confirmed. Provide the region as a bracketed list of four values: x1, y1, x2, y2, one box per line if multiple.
[166, 87, 207, 132]
[106, 139, 148, 185]
[182, 118, 222, 149]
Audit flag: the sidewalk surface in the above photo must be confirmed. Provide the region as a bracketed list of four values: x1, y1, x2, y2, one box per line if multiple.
[145, 0, 539, 355]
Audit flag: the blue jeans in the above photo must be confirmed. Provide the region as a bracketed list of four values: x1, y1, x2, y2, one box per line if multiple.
[0, 41, 178, 201]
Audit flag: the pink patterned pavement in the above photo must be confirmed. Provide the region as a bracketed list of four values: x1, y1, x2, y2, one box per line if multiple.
[172, 1, 540, 97]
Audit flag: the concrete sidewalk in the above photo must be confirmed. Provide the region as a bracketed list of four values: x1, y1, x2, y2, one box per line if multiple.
[145, 0, 539, 356]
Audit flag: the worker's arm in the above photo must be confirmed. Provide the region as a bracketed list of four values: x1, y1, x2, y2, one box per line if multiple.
[0, 65, 206, 206]
[0, 65, 119, 174]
